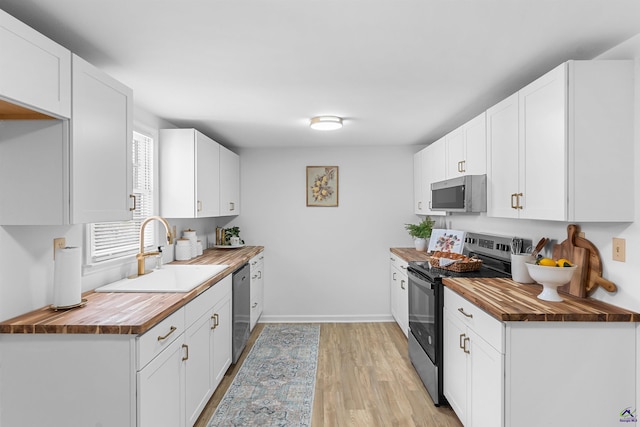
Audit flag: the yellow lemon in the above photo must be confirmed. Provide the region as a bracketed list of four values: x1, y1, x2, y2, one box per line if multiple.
[537, 258, 557, 267]
[556, 258, 573, 267]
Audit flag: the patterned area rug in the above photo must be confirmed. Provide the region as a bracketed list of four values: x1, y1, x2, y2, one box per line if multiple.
[207, 323, 320, 427]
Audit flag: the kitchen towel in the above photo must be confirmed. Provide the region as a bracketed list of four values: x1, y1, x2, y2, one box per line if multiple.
[52, 247, 82, 308]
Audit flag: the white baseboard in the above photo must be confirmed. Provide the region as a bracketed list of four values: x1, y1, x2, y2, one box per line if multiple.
[259, 314, 394, 323]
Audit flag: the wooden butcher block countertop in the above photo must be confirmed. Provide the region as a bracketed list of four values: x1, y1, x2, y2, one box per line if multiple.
[390, 247, 431, 262]
[0, 246, 264, 335]
[444, 277, 640, 322]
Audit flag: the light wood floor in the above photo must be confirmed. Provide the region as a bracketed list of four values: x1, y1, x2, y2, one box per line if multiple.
[195, 322, 462, 427]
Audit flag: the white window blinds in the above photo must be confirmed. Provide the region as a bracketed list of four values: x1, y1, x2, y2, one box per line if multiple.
[89, 131, 155, 263]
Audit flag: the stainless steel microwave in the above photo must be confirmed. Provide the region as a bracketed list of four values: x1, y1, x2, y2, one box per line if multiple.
[430, 174, 487, 213]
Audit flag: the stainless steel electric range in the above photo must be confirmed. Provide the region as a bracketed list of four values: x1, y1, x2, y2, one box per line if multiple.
[407, 232, 529, 406]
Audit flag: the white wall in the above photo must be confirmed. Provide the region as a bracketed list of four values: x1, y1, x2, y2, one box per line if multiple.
[233, 145, 418, 322]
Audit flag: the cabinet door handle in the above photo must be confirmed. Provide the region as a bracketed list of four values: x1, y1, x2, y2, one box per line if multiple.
[229, 202, 235, 211]
[418, 201, 422, 210]
[258, 271, 262, 279]
[400, 279, 406, 290]
[197, 200, 203, 212]
[458, 307, 473, 318]
[157, 326, 177, 341]
[516, 193, 523, 209]
[511, 193, 518, 209]
[211, 313, 219, 330]
[182, 344, 189, 361]
[459, 333, 470, 354]
[129, 194, 137, 212]
[252, 302, 258, 308]
[393, 272, 397, 281]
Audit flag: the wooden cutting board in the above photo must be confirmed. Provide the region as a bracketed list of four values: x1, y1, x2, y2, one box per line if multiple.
[553, 224, 589, 297]
[553, 224, 617, 297]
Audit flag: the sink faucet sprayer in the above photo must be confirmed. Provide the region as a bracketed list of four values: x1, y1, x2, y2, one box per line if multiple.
[136, 216, 174, 276]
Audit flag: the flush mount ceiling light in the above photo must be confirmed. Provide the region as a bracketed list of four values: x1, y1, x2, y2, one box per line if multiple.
[309, 116, 343, 131]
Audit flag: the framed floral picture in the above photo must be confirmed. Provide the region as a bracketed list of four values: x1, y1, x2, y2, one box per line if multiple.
[307, 166, 339, 207]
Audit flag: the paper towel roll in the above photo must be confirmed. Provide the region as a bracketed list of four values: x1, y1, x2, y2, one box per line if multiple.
[53, 247, 82, 308]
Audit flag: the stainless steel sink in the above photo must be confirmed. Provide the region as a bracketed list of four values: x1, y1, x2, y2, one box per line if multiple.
[94, 264, 229, 293]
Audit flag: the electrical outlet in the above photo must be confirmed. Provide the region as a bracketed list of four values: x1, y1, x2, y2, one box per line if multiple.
[613, 237, 626, 262]
[53, 237, 66, 260]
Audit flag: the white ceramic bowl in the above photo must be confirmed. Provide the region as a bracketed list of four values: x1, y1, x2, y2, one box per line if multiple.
[524, 262, 578, 302]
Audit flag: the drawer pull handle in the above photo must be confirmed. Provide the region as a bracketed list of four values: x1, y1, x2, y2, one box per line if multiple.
[182, 344, 189, 361]
[157, 326, 177, 341]
[252, 302, 258, 308]
[458, 307, 473, 318]
[211, 313, 219, 330]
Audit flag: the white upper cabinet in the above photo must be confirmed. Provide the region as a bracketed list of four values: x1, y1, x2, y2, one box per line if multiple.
[0, 55, 133, 225]
[445, 112, 487, 178]
[0, 9, 71, 119]
[71, 54, 134, 224]
[487, 60, 634, 222]
[420, 138, 447, 216]
[219, 145, 240, 216]
[486, 93, 520, 219]
[160, 129, 221, 218]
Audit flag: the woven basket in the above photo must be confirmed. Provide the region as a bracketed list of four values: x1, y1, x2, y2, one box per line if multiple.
[428, 251, 482, 272]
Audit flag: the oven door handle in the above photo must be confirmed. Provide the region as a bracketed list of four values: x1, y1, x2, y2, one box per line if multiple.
[407, 270, 435, 290]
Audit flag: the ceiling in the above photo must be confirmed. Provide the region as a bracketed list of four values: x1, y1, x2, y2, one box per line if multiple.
[2, 0, 640, 149]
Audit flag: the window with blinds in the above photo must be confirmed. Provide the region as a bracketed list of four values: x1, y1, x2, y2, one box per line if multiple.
[89, 131, 155, 263]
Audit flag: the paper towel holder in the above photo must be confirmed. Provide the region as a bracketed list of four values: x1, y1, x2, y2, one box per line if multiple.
[50, 298, 88, 311]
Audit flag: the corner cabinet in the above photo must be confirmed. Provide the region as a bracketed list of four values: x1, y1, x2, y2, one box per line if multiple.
[389, 252, 409, 337]
[219, 145, 241, 216]
[487, 60, 634, 222]
[443, 286, 637, 427]
[0, 9, 71, 119]
[0, 54, 133, 225]
[159, 129, 221, 218]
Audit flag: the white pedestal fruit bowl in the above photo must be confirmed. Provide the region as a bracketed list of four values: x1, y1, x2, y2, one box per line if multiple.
[524, 262, 578, 302]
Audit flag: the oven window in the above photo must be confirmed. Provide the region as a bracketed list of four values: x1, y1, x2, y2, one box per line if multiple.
[408, 273, 437, 363]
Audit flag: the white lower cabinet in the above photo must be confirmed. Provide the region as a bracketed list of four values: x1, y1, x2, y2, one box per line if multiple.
[138, 336, 186, 427]
[443, 287, 637, 427]
[0, 276, 232, 427]
[249, 253, 265, 331]
[443, 288, 503, 427]
[389, 252, 409, 337]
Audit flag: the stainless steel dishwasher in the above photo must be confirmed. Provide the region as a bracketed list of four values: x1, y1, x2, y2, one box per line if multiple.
[232, 262, 250, 363]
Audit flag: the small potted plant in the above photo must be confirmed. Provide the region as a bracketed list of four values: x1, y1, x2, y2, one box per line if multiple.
[405, 216, 435, 251]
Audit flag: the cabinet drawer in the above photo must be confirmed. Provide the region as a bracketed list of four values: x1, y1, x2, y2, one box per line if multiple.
[137, 307, 185, 370]
[444, 287, 504, 352]
[389, 253, 409, 272]
[186, 276, 232, 327]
